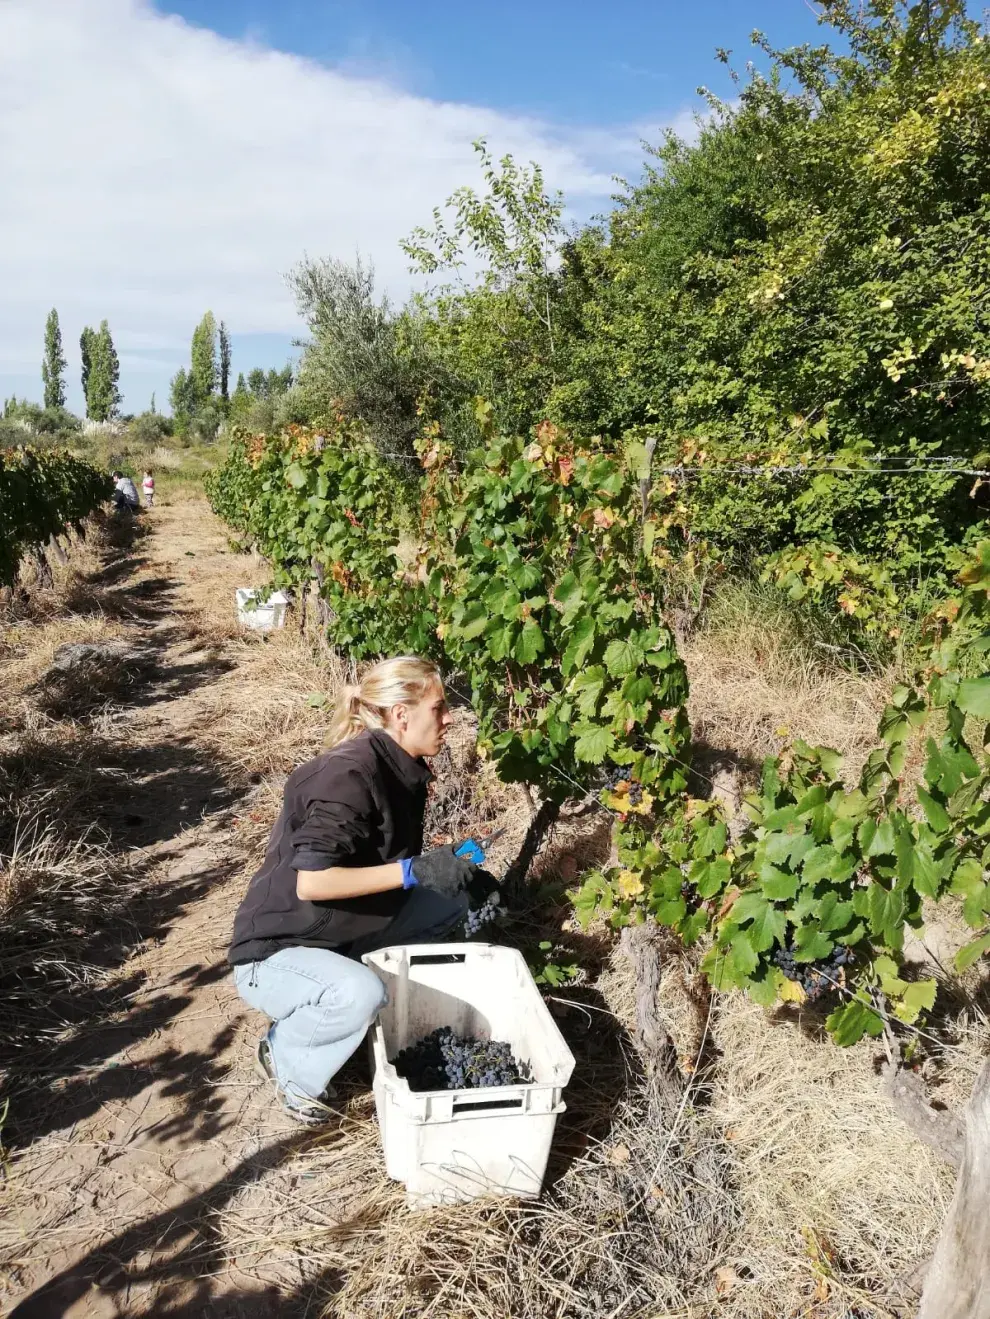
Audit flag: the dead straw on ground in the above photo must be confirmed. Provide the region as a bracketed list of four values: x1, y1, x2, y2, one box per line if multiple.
[707, 998, 957, 1316]
[684, 580, 895, 780]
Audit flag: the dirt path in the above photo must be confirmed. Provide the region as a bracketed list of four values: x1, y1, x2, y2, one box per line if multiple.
[1, 497, 369, 1318]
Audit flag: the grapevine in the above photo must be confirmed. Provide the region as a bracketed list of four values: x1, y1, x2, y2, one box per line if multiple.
[0, 448, 107, 588]
[205, 412, 990, 1047]
[205, 423, 436, 660]
[573, 537, 990, 1044]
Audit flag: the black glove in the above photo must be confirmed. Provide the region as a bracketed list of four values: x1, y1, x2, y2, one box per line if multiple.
[409, 845, 479, 898]
[465, 867, 500, 907]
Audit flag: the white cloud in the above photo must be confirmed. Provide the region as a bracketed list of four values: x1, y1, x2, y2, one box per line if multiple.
[0, 0, 695, 411]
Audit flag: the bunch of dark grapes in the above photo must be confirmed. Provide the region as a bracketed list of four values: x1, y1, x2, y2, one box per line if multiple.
[680, 877, 701, 913]
[462, 891, 501, 938]
[773, 942, 854, 1001]
[392, 1027, 531, 1092]
[602, 764, 644, 805]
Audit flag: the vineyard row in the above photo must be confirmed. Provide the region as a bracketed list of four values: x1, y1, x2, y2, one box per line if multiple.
[0, 448, 108, 588]
[206, 421, 990, 1045]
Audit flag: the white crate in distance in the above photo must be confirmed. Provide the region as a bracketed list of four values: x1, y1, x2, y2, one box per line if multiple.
[235, 587, 289, 631]
[362, 942, 576, 1209]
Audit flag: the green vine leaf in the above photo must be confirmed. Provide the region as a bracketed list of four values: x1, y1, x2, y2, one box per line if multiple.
[826, 999, 884, 1046]
[730, 892, 787, 952]
[955, 930, 990, 972]
[573, 724, 615, 764]
[917, 788, 952, 835]
[603, 638, 645, 676]
[957, 678, 990, 720]
[562, 616, 596, 673]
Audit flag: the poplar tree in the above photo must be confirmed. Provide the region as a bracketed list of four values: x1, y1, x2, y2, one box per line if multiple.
[87, 320, 121, 421]
[80, 326, 96, 414]
[190, 311, 217, 405]
[41, 308, 67, 410]
[218, 321, 231, 404]
[169, 367, 194, 427]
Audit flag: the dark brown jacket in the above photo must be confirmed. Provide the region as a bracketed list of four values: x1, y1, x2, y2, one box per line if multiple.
[228, 730, 431, 964]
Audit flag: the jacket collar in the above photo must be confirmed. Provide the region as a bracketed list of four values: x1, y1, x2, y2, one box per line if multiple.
[368, 729, 434, 789]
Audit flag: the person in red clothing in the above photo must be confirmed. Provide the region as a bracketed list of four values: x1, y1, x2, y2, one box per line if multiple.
[229, 655, 489, 1123]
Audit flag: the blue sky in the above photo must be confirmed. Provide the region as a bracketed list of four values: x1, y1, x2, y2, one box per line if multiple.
[0, 2, 844, 415]
[158, 0, 827, 125]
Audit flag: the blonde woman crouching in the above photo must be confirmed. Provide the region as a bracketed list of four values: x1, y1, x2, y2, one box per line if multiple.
[229, 656, 486, 1124]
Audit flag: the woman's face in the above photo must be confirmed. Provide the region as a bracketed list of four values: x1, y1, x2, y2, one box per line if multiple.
[390, 681, 452, 758]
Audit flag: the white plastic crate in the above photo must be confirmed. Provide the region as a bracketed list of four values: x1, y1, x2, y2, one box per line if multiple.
[362, 942, 576, 1208]
[235, 587, 289, 631]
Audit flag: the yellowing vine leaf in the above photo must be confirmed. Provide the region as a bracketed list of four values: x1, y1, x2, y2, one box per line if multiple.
[617, 869, 645, 899]
[778, 977, 807, 1004]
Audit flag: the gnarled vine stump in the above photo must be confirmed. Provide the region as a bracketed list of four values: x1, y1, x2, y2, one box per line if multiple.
[917, 1058, 990, 1319]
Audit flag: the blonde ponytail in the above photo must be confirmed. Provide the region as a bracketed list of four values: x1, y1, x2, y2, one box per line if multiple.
[324, 656, 442, 750]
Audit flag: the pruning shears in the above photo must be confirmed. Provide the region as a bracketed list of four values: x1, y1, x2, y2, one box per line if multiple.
[454, 827, 507, 866]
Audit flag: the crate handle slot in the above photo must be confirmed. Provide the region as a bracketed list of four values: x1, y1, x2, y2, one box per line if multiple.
[451, 1097, 524, 1115]
[408, 953, 467, 966]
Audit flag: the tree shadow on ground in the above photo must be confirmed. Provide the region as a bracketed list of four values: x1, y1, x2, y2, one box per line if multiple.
[0, 732, 246, 852]
[31, 643, 237, 721]
[0, 850, 244, 1148]
[8, 1132, 347, 1319]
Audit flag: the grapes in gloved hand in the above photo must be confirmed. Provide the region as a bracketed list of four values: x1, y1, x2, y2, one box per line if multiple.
[405, 845, 479, 898]
[464, 866, 500, 907]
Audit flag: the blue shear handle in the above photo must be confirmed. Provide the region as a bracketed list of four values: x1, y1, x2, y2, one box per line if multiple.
[454, 838, 486, 864]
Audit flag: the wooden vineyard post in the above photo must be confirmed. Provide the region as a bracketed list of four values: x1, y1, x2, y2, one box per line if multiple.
[917, 1059, 990, 1318]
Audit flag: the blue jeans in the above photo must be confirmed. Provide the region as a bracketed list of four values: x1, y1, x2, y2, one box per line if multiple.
[233, 886, 468, 1104]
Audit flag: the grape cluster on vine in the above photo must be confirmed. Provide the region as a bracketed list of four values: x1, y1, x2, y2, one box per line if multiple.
[392, 1027, 531, 1091]
[602, 763, 644, 806]
[462, 890, 501, 938]
[773, 942, 854, 1001]
[680, 878, 701, 912]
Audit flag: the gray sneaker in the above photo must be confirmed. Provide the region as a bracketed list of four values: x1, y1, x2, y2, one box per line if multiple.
[253, 1034, 338, 1126]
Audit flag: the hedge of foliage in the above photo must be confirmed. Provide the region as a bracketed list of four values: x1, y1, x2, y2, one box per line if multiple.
[282, 2, 990, 640]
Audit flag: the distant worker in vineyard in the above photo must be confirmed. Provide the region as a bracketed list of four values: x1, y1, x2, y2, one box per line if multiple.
[110, 470, 139, 513]
[228, 656, 489, 1124]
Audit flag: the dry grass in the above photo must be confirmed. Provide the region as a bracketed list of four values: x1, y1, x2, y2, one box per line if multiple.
[193, 634, 346, 780]
[0, 516, 163, 1095]
[0, 807, 143, 1063]
[706, 997, 980, 1316]
[148, 444, 184, 469]
[684, 581, 895, 781]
